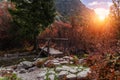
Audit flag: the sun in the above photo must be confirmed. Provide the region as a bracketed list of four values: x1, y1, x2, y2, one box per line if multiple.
[94, 8, 109, 21]
[99, 15, 105, 21]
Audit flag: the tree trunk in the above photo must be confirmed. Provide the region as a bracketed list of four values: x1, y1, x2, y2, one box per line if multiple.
[33, 34, 38, 53]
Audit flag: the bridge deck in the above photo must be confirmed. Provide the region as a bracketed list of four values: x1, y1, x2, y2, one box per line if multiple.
[40, 47, 63, 55]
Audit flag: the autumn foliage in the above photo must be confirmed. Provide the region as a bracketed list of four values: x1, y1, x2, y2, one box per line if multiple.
[86, 53, 120, 80]
[40, 16, 117, 55]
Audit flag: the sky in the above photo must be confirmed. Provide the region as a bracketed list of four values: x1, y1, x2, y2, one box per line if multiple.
[81, 0, 113, 19]
[81, 0, 112, 10]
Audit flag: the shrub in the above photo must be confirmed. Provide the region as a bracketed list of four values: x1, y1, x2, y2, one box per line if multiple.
[86, 53, 120, 80]
[0, 73, 21, 80]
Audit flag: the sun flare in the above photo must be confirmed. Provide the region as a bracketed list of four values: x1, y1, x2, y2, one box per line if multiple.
[99, 15, 105, 21]
[94, 8, 109, 21]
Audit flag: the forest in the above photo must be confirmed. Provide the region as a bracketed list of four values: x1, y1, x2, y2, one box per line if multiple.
[0, 0, 120, 80]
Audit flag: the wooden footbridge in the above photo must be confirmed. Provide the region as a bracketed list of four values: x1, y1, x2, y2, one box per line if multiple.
[40, 47, 63, 55]
[37, 38, 68, 58]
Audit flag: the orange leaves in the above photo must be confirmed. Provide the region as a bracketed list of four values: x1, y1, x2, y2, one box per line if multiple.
[40, 21, 71, 39]
[86, 53, 120, 80]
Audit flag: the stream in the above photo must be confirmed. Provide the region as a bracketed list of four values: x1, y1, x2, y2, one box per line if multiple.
[0, 52, 37, 66]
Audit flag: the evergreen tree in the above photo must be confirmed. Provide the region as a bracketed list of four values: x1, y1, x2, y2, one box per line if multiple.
[9, 0, 56, 51]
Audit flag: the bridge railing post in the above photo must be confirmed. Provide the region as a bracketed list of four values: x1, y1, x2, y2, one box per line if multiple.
[47, 39, 50, 55]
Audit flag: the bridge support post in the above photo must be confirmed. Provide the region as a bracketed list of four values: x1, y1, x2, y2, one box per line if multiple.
[47, 39, 50, 55]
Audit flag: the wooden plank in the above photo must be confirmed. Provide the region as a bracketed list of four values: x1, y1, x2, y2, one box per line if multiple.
[41, 47, 63, 55]
[40, 38, 68, 41]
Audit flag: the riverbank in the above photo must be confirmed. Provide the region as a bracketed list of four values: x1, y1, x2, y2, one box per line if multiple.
[0, 56, 90, 80]
[0, 51, 37, 67]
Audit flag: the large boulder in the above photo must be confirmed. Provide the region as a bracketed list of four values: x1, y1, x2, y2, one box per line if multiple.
[18, 61, 34, 69]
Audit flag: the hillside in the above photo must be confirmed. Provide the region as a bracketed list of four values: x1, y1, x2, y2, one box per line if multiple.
[55, 0, 95, 24]
[56, 0, 94, 15]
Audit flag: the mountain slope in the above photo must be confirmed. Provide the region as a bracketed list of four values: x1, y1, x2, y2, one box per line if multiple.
[55, 0, 94, 17]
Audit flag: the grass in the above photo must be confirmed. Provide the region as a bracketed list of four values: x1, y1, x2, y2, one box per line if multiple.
[0, 73, 22, 80]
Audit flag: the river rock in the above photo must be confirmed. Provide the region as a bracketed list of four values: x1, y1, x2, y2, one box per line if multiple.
[70, 61, 73, 64]
[77, 68, 82, 72]
[44, 74, 55, 80]
[73, 66, 78, 70]
[66, 74, 76, 80]
[28, 66, 38, 72]
[84, 68, 90, 72]
[57, 58, 64, 61]
[79, 59, 85, 64]
[69, 69, 77, 74]
[37, 71, 46, 78]
[62, 66, 71, 71]
[52, 59, 59, 63]
[52, 59, 60, 66]
[63, 56, 73, 61]
[9, 65, 17, 70]
[63, 56, 70, 59]
[41, 68, 47, 71]
[53, 62, 61, 66]
[18, 61, 33, 69]
[56, 67, 63, 72]
[58, 71, 68, 77]
[48, 70, 55, 74]
[49, 74, 55, 80]
[19, 69, 26, 74]
[77, 68, 90, 79]
[77, 66, 84, 71]
[60, 61, 69, 64]
[69, 57, 74, 61]
[44, 60, 52, 65]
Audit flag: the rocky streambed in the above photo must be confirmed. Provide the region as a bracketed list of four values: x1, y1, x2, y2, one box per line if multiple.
[0, 56, 90, 80]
